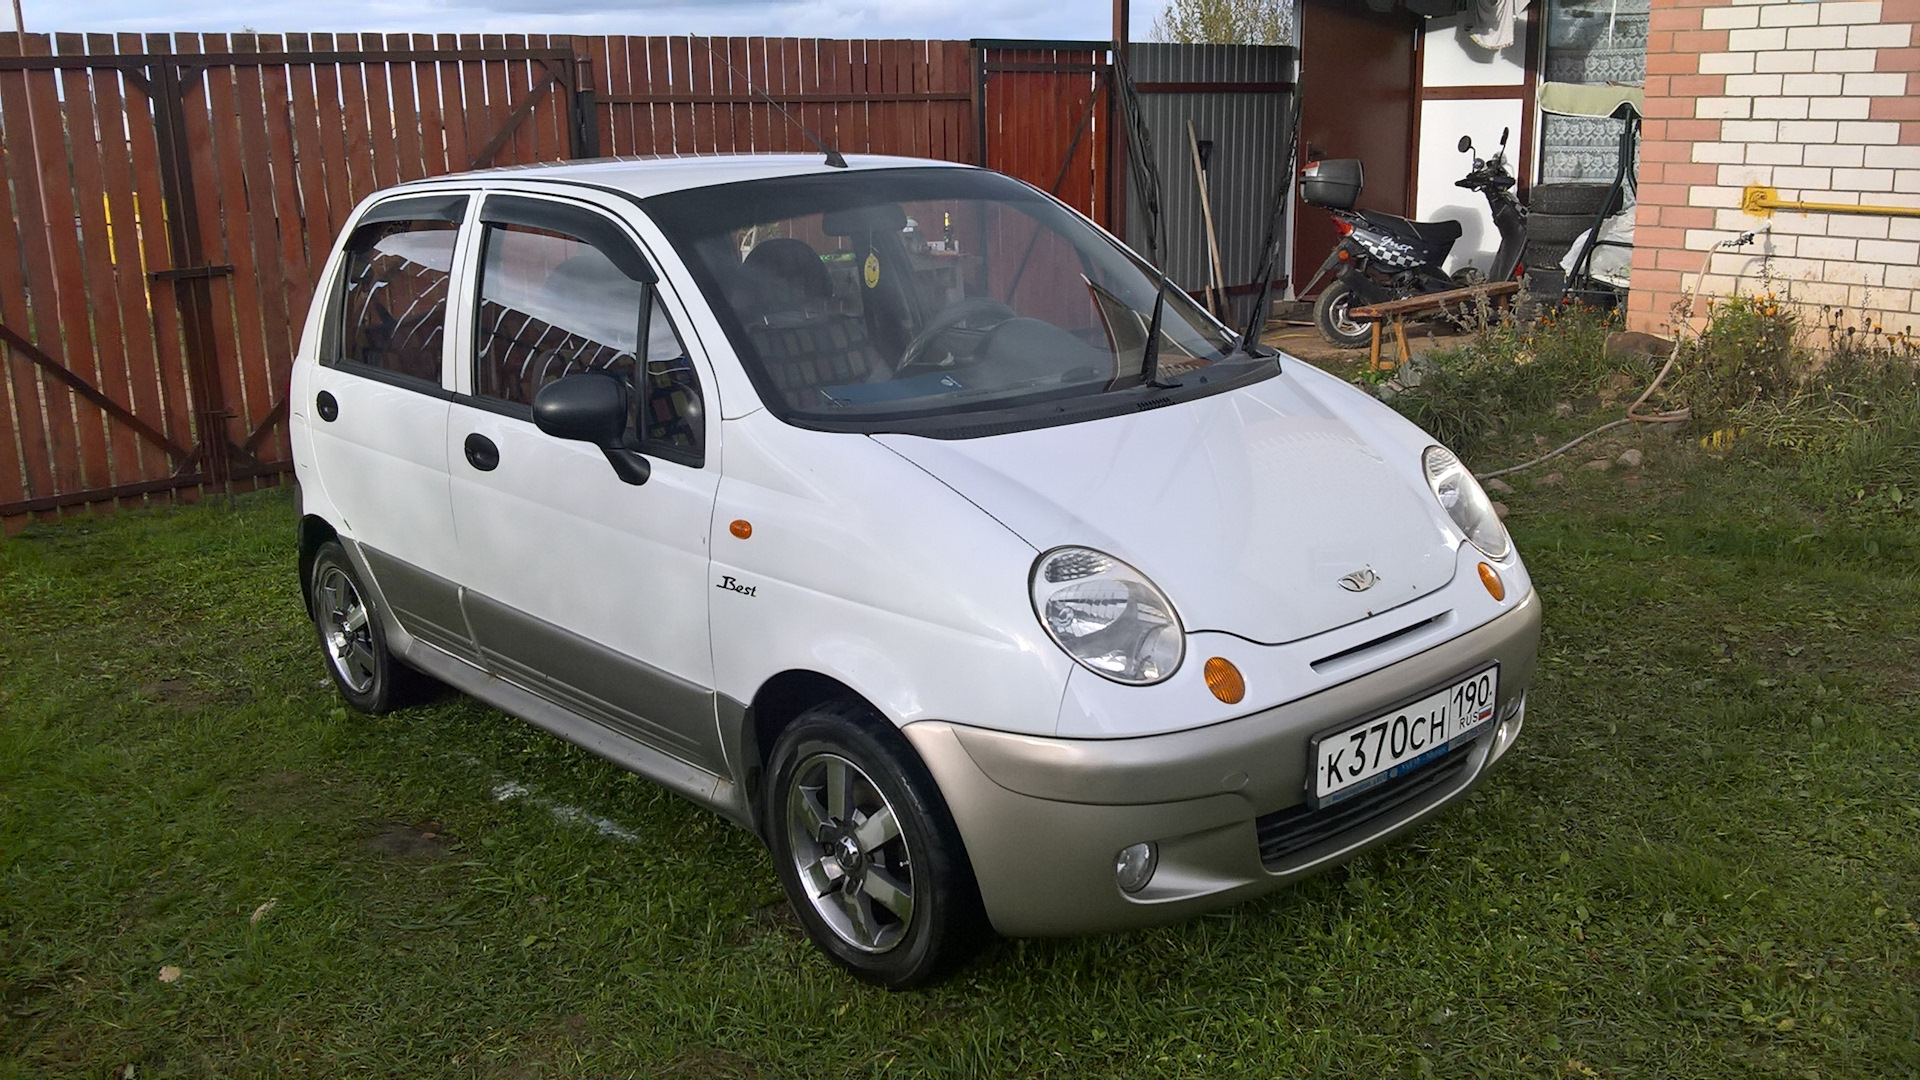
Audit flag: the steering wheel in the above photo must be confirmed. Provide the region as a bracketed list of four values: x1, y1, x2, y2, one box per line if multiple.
[896, 296, 1017, 373]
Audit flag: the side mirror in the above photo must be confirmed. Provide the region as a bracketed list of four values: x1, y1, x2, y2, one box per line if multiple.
[532, 373, 650, 485]
[1499, 126, 1510, 148]
[1457, 135, 1473, 153]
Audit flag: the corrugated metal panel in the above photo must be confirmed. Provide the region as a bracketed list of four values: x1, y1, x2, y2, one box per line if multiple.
[1124, 43, 1297, 328]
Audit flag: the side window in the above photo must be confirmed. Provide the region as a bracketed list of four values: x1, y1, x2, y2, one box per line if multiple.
[470, 196, 706, 468]
[638, 296, 704, 467]
[331, 215, 460, 385]
[474, 223, 644, 405]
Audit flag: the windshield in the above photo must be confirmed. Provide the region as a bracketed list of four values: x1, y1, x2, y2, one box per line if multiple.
[645, 168, 1275, 436]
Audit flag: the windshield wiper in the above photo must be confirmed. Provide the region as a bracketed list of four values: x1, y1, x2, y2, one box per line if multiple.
[1138, 277, 1172, 388]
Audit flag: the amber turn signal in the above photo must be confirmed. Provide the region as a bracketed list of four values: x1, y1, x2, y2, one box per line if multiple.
[729, 519, 753, 539]
[1477, 561, 1505, 601]
[1203, 657, 1246, 705]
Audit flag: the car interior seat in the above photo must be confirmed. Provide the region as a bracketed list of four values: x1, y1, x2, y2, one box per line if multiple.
[736, 238, 888, 410]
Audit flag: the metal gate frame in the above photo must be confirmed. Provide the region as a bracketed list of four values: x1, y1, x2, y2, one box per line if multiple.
[971, 39, 1119, 234]
[0, 42, 590, 519]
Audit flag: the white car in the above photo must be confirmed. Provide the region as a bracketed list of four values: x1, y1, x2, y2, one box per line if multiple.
[291, 153, 1540, 988]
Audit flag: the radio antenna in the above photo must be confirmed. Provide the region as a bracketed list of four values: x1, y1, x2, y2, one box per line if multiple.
[706, 45, 847, 168]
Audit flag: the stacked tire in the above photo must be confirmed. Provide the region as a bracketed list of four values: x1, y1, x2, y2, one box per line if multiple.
[1522, 182, 1618, 299]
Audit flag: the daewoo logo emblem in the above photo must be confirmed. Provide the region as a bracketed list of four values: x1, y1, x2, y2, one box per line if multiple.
[1338, 567, 1380, 593]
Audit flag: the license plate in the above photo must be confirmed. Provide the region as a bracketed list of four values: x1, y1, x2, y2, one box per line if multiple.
[1310, 665, 1499, 807]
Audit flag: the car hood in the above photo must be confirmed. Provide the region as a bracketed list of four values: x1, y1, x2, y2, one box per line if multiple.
[873, 369, 1460, 645]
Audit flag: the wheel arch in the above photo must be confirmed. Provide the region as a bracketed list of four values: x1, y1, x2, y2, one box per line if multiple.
[298, 514, 341, 616]
[732, 668, 914, 838]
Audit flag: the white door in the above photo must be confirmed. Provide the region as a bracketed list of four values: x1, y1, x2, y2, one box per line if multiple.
[303, 193, 473, 658]
[445, 193, 725, 772]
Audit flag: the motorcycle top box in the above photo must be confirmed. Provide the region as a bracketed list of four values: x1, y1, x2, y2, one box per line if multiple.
[1301, 158, 1364, 210]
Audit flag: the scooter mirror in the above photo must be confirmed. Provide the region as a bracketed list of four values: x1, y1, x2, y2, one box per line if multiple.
[1500, 127, 1510, 148]
[1457, 135, 1472, 153]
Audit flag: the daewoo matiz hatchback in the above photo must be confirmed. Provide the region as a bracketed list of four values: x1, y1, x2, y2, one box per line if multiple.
[291, 153, 1540, 987]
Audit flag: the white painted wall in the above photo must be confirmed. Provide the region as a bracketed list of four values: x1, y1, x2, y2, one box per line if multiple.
[1415, 12, 1531, 274]
[1416, 98, 1529, 274]
[1424, 11, 1530, 86]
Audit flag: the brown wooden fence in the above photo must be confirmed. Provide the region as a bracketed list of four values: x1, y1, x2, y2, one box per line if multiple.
[0, 33, 1114, 524]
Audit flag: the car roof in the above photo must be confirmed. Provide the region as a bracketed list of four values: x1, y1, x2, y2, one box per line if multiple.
[394, 152, 972, 200]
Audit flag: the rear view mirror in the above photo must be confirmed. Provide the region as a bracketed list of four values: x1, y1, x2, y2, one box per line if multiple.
[1500, 127, 1511, 148]
[533, 373, 651, 486]
[1457, 135, 1472, 153]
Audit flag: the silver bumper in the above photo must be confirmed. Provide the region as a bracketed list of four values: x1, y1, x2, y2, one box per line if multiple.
[903, 590, 1542, 937]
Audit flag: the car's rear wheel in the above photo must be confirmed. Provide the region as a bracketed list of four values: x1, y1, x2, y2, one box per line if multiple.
[766, 701, 987, 988]
[308, 540, 414, 714]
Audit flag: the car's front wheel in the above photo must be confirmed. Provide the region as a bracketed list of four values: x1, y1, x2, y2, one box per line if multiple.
[307, 540, 416, 714]
[766, 702, 988, 988]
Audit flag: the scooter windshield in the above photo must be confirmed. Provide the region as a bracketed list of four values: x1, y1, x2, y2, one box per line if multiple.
[646, 167, 1275, 437]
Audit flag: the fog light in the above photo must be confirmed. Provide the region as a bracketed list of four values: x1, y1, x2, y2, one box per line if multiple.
[1477, 561, 1505, 601]
[1115, 842, 1158, 894]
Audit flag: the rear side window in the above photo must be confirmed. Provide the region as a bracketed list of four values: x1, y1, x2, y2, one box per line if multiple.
[330, 214, 462, 386]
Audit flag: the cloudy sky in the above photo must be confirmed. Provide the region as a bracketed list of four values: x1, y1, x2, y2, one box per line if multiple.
[24, 0, 1161, 41]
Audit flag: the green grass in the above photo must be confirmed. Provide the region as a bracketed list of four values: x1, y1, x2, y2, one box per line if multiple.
[3, 446, 1918, 1077]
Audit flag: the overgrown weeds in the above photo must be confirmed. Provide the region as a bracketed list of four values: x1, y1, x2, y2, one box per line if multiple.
[1388, 302, 1624, 458]
[1383, 292, 1920, 523]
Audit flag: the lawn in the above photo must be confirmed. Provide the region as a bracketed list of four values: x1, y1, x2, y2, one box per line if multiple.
[2, 420, 1917, 1077]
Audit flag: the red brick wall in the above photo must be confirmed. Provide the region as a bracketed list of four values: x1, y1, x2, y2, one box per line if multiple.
[1628, 0, 1920, 337]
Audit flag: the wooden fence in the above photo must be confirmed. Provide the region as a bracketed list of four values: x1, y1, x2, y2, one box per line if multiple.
[0, 33, 1114, 523]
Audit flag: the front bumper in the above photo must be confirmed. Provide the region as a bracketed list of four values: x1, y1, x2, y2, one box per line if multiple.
[902, 589, 1541, 937]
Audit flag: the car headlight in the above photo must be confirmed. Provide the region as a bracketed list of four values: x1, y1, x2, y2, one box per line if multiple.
[1423, 445, 1511, 559]
[1030, 547, 1184, 684]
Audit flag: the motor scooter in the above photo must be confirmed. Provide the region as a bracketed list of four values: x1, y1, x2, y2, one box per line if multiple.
[1301, 128, 1528, 348]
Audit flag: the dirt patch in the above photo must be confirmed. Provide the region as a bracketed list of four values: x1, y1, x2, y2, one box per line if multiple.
[135, 677, 223, 709]
[1263, 320, 1476, 375]
[476, 1014, 599, 1080]
[231, 772, 359, 817]
[724, 899, 802, 948]
[364, 822, 451, 860]
[658, 1048, 764, 1080]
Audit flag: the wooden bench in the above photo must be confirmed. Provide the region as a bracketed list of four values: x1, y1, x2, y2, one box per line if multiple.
[1351, 280, 1522, 372]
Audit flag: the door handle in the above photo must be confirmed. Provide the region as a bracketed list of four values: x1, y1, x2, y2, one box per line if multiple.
[463, 433, 500, 471]
[315, 390, 338, 422]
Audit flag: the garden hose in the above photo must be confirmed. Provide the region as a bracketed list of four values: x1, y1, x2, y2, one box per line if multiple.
[1476, 231, 1758, 480]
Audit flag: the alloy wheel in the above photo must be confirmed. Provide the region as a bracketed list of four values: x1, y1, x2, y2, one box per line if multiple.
[315, 565, 377, 695]
[783, 752, 916, 953]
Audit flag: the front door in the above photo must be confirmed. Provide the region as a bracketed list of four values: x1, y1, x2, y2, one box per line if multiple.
[1294, 0, 1419, 295]
[445, 192, 726, 774]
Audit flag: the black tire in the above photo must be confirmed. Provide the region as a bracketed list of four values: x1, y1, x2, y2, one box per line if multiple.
[1528, 182, 1618, 217]
[1526, 211, 1594, 246]
[1525, 267, 1566, 298]
[1313, 281, 1375, 349]
[1449, 265, 1488, 288]
[307, 540, 416, 714]
[1523, 240, 1573, 278]
[765, 701, 988, 989]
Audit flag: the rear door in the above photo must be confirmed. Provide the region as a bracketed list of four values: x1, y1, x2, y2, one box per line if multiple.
[303, 193, 476, 661]
[445, 191, 727, 773]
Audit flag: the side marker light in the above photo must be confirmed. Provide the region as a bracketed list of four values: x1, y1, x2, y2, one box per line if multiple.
[1478, 562, 1505, 601]
[1204, 657, 1246, 705]
[729, 519, 753, 539]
